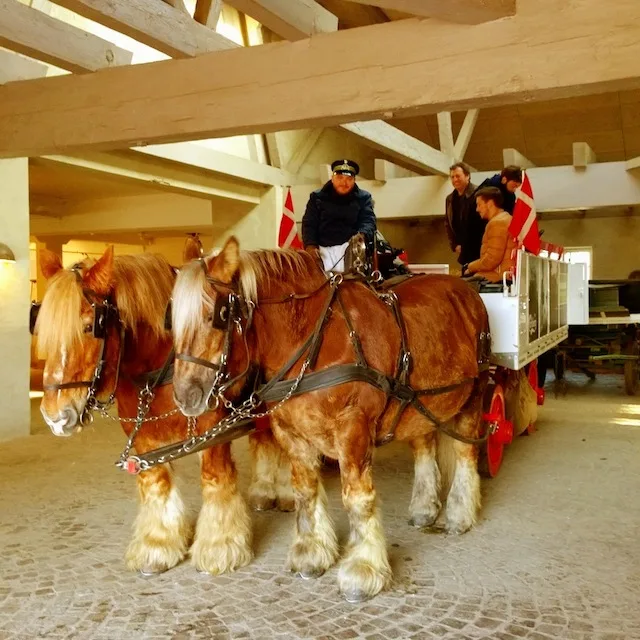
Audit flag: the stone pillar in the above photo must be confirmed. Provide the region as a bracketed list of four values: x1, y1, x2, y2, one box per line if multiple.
[0, 158, 30, 441]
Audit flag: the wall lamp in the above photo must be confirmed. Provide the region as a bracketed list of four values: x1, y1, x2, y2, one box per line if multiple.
[0, 242, 16, 263]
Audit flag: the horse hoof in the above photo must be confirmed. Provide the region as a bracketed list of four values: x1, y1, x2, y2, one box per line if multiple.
[250, 497, 276, 512]
[297, 568, 325, 580]
[342, 589, 371, 604]
[139, 567, 165, 578]
[276, 498, 296, 513]
[408, 513, 437, 529]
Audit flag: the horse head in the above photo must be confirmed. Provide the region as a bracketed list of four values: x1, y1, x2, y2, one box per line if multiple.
[171, 236, 243, 417]
[35, 246, 121, 436]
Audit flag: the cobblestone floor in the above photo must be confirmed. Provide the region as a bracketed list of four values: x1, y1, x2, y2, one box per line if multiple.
[1, 372, 639, 640]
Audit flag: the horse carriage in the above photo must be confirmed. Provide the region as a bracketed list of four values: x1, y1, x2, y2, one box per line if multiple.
[30, 232, 584, 604]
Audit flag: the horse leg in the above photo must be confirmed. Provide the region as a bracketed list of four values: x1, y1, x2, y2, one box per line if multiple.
[190, 442, 253, 574]
[272, 422, 338, 579]
[248, 429, 294, 512]
[436, 399, 483, 535]
[408, 432, 442, 528]
[337, 413, 393, 603]
[125, 464, 191, 575]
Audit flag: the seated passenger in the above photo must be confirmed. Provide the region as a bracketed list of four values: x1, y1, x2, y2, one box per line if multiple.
[464, 187, 516, 283]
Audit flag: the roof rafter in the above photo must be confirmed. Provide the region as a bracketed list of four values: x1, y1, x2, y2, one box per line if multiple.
[1, 0, 638, 159]
[0, 0, 132, 73]
[224, 0, 337, 40]
[341, 0, 516, 24]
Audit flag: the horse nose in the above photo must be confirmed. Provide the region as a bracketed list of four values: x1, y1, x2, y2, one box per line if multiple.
[174, 381, 205, 416]
[41, 405, 79, 437]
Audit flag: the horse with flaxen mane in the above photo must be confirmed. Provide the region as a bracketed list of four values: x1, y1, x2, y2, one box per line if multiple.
[34, 239, 292, 578]
[170, 236, 491, 603]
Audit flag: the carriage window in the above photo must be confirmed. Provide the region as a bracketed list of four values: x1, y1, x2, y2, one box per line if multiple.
[562, 246, 593, 280]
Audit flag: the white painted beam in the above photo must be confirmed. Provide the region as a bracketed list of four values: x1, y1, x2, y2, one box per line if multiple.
[437, 112, 455, 158]
[292, 161, 640, 220]
[2, 0, 640, 157]
[342, 121, 451, 176]
[627, 157, 640, 171]
[503, 148, 536, 169]
[341, 0, 516, 24]
[194, 0, 223, 27]
[47, 0, 238, 58]
[374, 159, 419, 182]
[285, 129, 324, 174]
[0, 49, 48, 83]
[223, 0, 337, 40]
[30, 194, 217, 236]
[0, 0, 132, 73]
[454, 109, 479, 161]
[132, 143, 302, 186]
[37, 153, 263, 203]
[573, 142, 597, 167]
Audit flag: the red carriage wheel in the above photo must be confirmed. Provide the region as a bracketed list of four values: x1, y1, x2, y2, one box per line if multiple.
[527, 358, 545, 406]
[479, 384, 513, 478]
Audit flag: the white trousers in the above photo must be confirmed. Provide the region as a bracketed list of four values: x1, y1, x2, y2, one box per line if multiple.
[319, 242, 349, 273]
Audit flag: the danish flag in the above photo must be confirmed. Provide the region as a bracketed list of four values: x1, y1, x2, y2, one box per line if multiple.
[509, 171, 541, 255]
[278, 188, 303, 249]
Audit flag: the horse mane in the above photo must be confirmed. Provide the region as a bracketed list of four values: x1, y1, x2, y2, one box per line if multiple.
[172, 247, 316, 346]
[36, 252, 174, 358]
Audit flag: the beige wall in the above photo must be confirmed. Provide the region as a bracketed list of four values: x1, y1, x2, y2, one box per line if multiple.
[379, 214, 640, 280]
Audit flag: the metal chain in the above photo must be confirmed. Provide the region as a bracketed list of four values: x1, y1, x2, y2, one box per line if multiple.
[119, 356, 313, 474]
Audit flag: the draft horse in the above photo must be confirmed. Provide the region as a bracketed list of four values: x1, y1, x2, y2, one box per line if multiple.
[34, 241, 292, 577]
[170, 237, 491, 603]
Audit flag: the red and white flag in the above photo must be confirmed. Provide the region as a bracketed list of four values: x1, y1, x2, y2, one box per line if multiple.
[509, 171, 541, 255]
[278, 188, 303, 249]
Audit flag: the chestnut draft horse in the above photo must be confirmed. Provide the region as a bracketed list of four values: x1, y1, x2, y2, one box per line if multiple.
[170, 237, 491, 603]
[34, 241, 292, 577]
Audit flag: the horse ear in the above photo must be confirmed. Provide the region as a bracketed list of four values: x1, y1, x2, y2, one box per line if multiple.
[183, 235, 203, 263]
[210, 236, 240, 283]
[83, 245, 115, 295]
[39, 249, 63, 280]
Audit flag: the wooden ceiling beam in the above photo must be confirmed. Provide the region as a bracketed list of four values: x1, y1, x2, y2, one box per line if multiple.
[224, 0, 337, 40]
[1, 0, 639, 158]
[0, 0, 132, 73]
[0, 49, 48, 84]
[341, 0, 516, 24]
[46, 0, 237, 57]
[194, 0, 223, 27]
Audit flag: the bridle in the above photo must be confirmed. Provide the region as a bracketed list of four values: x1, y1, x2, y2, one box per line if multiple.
[171, 258, 256, 411]
[30, 264, 125, 425]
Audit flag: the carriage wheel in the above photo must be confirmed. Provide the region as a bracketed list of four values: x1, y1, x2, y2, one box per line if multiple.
[478, 385, 513, 478]
[527, 359, 545, 406]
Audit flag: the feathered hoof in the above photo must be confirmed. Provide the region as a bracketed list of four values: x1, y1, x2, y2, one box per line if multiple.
[125, 540, 187, 576]
[408, 511, 438, 529]
[286, 537, 337, 579]
[338, 558, 391, 604]
[276, 497, 296, 513]
[249, 494, 277, 512]
[190, 538, 253, 575]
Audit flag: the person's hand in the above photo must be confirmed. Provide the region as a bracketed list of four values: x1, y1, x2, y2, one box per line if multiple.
[455, 245, 461, 255]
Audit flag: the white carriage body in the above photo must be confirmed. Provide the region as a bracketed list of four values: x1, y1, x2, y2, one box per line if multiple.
[479, 250, 576, 370]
